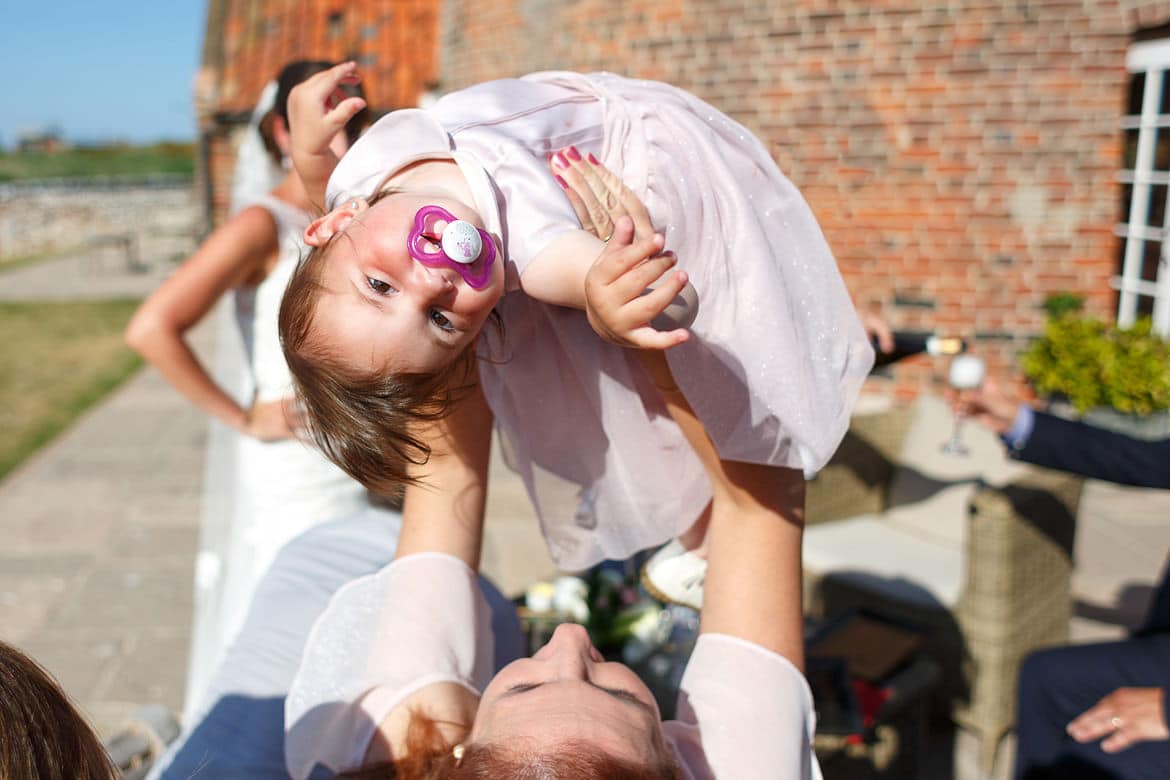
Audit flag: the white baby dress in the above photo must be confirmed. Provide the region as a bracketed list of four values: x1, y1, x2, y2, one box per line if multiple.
[327, 72, 873, 570]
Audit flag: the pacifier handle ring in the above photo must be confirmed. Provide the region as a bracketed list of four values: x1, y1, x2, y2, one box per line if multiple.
[407, 205, 497, 290]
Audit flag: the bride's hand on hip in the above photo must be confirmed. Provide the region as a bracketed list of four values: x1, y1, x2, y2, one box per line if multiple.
[241, 398, 303, 442]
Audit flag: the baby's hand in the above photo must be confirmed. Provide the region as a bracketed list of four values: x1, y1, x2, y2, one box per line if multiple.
[287, 62, 366, 202]
[585, 217, 691, 350]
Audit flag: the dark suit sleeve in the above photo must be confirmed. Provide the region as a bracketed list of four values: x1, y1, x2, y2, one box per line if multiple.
[1012, 411, 1170, 490]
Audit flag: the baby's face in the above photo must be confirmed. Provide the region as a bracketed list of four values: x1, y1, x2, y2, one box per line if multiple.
[309, 193, 505, 376]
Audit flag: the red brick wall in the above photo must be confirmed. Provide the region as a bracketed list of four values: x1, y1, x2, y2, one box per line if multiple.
[214, 0, 437, 115]
[199, 0, 439, 226]
[439, 0, 1170, 397]
[205, 128, 238, 226]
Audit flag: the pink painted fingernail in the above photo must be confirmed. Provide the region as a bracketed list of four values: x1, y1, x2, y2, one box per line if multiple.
[565, 146, 582, 161]
[554, 174, 568, 189]
[551, 152, 569, 169]
[587, 152, 600, 164]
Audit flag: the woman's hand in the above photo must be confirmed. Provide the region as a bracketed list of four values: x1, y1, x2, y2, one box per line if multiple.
[241, 398, 303, 442]
[548, 148, 690, 349]
[550, 147, 654, 241]
[584, 217, 690, 350]
[124, 206, 279, 435]
[287, 61, 366, 206]
[1067, 687, 1170, 753]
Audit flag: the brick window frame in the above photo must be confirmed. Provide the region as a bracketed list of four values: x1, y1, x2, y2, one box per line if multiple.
[1116, 38, 1170, 336]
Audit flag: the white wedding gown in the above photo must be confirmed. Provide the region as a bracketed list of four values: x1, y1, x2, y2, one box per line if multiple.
[182, 194, 371, 724]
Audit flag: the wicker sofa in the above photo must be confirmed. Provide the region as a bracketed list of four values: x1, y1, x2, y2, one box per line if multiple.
[803, 395, 1084, 770]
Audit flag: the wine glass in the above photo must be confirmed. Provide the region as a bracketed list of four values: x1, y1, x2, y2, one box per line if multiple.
[941, 355, 986, 456]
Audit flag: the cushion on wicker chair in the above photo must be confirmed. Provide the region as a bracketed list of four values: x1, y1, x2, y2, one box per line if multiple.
[803, 514, 963, 607]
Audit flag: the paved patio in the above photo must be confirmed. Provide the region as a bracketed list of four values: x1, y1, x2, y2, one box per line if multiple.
[0, 251, 1168, 778]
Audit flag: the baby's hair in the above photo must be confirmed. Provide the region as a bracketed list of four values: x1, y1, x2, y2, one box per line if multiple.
[279, 187, 481, 494]
[0, 640, 119, 780]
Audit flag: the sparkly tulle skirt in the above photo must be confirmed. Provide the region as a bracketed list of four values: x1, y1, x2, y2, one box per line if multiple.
[478, 72, 873, 572]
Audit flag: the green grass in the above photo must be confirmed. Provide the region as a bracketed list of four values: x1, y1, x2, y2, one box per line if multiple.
[0, 300, 143, 481]
[0, 143, 194, 182]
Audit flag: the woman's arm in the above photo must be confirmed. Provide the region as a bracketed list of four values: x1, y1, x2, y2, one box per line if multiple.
[638, 349, 806, 666]
[560, 155, 806, 664]
[124, 206, 290, 439]
[700, 461, 806, 665]
[394, 363, 494, 570]
[362, 372, 494, 763]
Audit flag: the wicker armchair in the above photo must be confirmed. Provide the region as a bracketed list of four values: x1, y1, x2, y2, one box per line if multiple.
[803, 397, 1083, 771]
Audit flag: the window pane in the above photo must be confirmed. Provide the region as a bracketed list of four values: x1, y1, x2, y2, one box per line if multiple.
[1138, 293, 1156, 318]
[1130, 71, 1147, 115]
[1147, 184, 1167, 228]
[1118, 44, 1170, 334]
[1158, 124, 1170, 171]
[1142, 239, 1164, 283]
[1123, 127, 1141, 169]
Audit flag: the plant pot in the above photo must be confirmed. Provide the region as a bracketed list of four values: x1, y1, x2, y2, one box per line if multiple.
[1047, 400, 1170, 441]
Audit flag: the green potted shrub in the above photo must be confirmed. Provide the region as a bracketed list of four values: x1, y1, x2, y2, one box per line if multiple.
[1020, 294, 1170, 438]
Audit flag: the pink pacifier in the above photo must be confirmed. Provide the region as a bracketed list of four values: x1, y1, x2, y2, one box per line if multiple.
[407, 205, 496, 289]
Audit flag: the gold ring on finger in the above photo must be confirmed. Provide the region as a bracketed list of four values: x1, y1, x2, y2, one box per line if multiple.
[601, 231, 614, 243]
[1110, 716, 1124, 730]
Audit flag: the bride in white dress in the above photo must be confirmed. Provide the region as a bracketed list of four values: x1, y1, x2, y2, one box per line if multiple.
[124, 61, 385, 721]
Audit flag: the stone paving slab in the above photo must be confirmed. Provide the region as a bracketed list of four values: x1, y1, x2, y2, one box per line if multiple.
[1069, 480, 1170, 641]
[0, 329, 211, 737]
[0, 251, 178, 301]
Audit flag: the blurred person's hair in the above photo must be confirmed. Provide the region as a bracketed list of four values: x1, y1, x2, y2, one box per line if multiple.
[0, 639, 119, 780]
[259, 59, 372, 166]
[337, 709, 678, 779]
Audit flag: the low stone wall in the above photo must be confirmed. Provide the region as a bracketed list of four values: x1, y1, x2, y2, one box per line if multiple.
[0, 177, 202, 267]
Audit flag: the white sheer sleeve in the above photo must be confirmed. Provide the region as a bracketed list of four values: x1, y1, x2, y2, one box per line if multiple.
[284, 553, 496, 779]
[664, 634, 823, 780]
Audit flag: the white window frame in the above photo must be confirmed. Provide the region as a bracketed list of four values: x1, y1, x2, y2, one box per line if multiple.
[1115, 38, 1170, 336]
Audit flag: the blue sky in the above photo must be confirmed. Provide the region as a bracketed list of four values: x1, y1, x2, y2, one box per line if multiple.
[0, 1, 206, 147]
